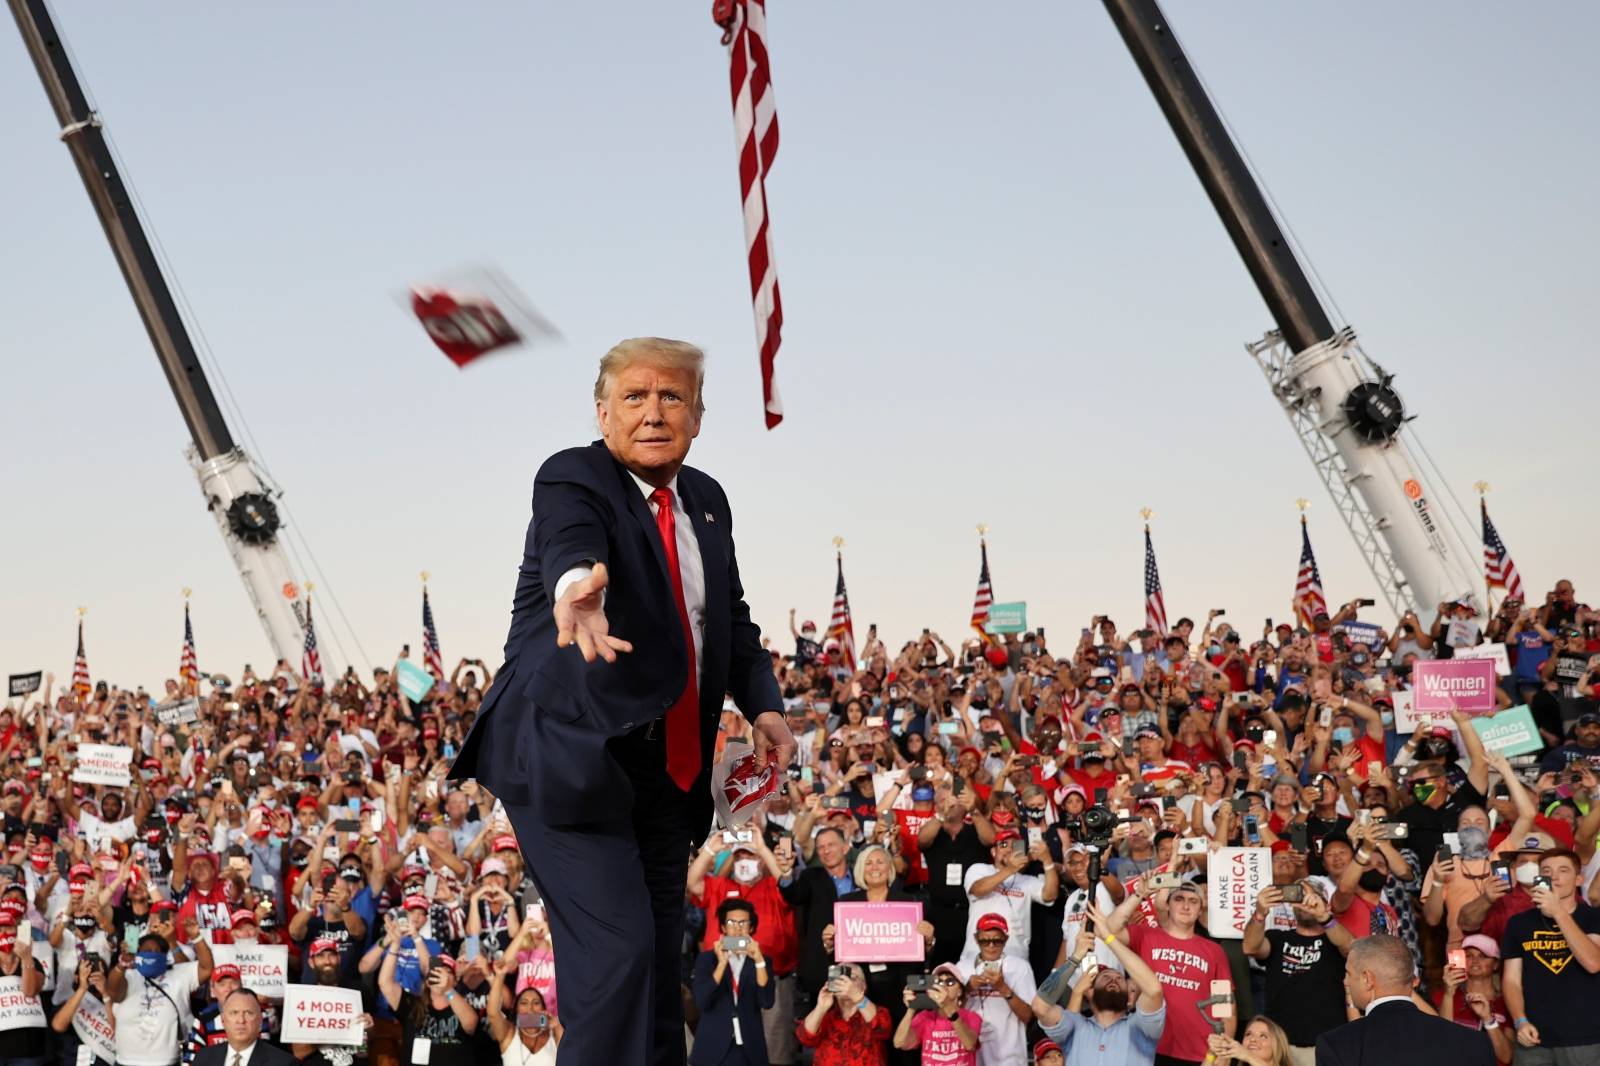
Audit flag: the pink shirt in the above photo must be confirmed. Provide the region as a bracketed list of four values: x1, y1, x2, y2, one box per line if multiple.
[908, 1010, 982, 1066]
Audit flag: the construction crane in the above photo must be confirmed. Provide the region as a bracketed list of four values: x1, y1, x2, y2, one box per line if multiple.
[10, 0, 311, 664]
[1103, 0, 1483, 620]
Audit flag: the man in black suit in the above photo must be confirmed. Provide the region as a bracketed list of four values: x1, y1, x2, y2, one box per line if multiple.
[690, 899, 776, 1065]
[193, 989, 297, 1066]
[450, 338, 795, 1066]
[1315, 935, 1495, 1066]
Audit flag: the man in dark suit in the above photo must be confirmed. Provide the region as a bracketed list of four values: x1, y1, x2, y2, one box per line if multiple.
[193, 989, 297, 1066]
[450, 337, 795, 1066]
[1315, 935, 1495, 1066]
[691, 899, 776, 1066]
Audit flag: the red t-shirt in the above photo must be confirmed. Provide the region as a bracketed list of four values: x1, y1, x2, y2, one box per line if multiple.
[176, 880, 233, 943]
[893, 808, 936, 887]
[1065, 765, 1118, 796]
[1127, 923, 1230, 1062]
[690, 874, 797, 975]
[1170, 738, 1218, 768]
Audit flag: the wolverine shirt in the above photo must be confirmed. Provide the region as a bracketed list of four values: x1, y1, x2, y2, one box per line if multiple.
[1502, 901, 1600, 1047]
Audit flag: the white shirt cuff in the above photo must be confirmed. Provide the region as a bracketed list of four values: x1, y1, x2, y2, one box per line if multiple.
[555, 565, 596, 604]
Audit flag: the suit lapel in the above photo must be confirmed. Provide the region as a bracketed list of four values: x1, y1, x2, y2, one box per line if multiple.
[678, 474, 727, 620]
[604, 446, 673, 589]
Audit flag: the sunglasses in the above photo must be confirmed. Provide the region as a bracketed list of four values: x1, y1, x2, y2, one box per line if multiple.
[975, 936, 1006, 945]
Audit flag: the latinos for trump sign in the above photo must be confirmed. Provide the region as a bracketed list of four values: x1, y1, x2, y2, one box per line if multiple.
[832, 901, 925, 963]
[1470, 705, 1544, 758]
[1207, 847, 1270, 939]
[70, 744, 132, 787]
[984, 603, 1028, 635]
[1412, 659, 1497, 714]
[281, 986, 364, 1045]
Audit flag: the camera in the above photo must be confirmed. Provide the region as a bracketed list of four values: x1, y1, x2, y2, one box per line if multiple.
[1279, 883, 1305, 903]
[720, 934, 752, 953]
[1059, 803, 1123, 847]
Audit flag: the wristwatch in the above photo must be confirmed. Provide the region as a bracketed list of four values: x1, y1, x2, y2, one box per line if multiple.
[1482, 1018, 1500, 1030]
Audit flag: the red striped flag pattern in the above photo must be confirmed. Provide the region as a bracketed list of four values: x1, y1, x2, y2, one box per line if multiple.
[302, 595, 324, 681]
[179, 603, 198, 686]
[721, 0, 784, 429]
[71, 619, 91, 698]
[1294, 517, 1329, 626]
[1144, 526, 1168, 638]
[422, 587, 444, 680]
[1481, 499, 1525, 602]
[970, 539, 994, 638]
[829, 552, 857, 672]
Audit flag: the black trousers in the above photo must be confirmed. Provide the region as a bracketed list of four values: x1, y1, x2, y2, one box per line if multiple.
[505, 725, 694, 1066]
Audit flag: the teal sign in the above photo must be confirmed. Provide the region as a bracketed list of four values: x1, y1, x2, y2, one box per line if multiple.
[1470, 705, 1542, 757]
[985, 602, 1028, 634]
[395, 659, 436, 704]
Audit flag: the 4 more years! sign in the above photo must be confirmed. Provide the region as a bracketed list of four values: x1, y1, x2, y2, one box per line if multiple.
[281, 986, 364, 1045]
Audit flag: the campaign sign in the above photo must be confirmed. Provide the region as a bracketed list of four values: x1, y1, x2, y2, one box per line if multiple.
[282, 985, 364, 1045]
[1335, 621, 1384, 650]
[8, 672, 41, 698]
[395, 659, 436, 704]
[1207, 847, 1270, 939]
[212, 944, 288, 998]
[71, 992, 116, 1061]
[1470, 706, 1544, 758]
[832, 901, 925, 963]
[1412, 659, 1497, 713]
[1454, 642, 1513, 677]
[155, 697, 200, 726]
[0, 975, 45, 1030]
[984, 603, 1028, 635]
[70, 744, 132, 787]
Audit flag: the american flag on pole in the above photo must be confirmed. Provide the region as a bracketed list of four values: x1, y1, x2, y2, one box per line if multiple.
[970, 538, 994, 639]
[1482, 498, 1525, 602]
[301, 596, 323, 682]
[1143, 525, 1168, 638]
[179, 602, 198, 687]
[422, 586, 444, 680]
[1294, 516, 1328, 626]
[71, 619, 91, 698]
[716, 0, 784, 429]
[828, 552, 857, 672]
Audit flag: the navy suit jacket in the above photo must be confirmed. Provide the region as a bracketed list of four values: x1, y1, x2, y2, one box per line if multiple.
[688, 948, 774, 1066]
[451, 442, 781, 830]
[1314, 1000, 1495, 1066]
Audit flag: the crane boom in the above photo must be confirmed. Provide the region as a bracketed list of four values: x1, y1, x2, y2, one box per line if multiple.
[10, 0, 313, 665]
[1103, 0, 1483, 617]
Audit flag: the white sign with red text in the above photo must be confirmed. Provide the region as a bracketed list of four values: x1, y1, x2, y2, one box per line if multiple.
[71, 991, 116, 1061]
[70, 744, 132, 787]
[1207, 847, 1270, 939]
[0, 976, 45, 1030]
[211, 944, 288, 998]
[281, 985, 364, 1045]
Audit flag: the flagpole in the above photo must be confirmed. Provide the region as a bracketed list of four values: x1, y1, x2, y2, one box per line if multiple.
[182, 587, 193, 696]
[1474, 481, 1494, 615]
[1295, 498, 1310, 627]
[975, 523, 991, 646]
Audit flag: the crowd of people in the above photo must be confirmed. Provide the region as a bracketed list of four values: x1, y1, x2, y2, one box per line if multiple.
[2, 578, 1598, 1065]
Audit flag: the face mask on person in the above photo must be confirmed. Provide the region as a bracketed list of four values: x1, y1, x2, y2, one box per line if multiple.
[72, 916, 97, 933]
[1379, 710, 1394, 728]
[911, 786, 935, 803]
[1357, 870, 1387, 893]
[732, 859, 761, 883]
[1457, 826, 1490, 859]
[1411, 782, 1437, 805]
[1515, 862, 1540, 886]
[133, 951, 169, 979]
[1208, 645, 1223, 658]
[1332, 727, 1354, 745]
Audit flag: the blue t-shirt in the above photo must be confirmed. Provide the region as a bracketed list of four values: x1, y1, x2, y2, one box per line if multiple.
[1045, 1002, 1166, 1065]
[1514, 630, 1552, 682]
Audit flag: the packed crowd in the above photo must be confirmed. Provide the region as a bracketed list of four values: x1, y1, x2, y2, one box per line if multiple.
[2, 579, 1598, 1066]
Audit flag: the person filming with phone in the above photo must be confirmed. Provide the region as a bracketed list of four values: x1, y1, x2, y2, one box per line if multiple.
[1032, 906, 1167, 1065]
[690, 899, 774, 1066]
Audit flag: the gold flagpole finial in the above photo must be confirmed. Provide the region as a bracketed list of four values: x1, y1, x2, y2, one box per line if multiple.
[831, 536, 845, 552]
[182, 587, 192, 600]
[76, 606, 87, 618]
[1139, 507, 1154, 523]
[305, 581, 316, 594]
[420, 570, 431, 584]
[976, 523, 989, 538]
[1474, 481, 1491, 496]
[1295, 498, 1310, 512]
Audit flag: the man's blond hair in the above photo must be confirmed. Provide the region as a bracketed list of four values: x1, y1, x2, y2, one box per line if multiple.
[593, 337, 706, 417]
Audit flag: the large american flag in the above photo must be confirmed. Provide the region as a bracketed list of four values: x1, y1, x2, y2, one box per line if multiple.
[1294, 516, 1328, 626]
[718, 0, 784, 429]
[301, 596, 323, 682]
[1482, 498, 1525, 603]
[71, 619, 91, 699]
[970, 538, 994, 638]
[422, 586, 444, 680]
[1144, 526, 1168, 637]
[828, 552, 857, 672]
[179, 602, 198, 687]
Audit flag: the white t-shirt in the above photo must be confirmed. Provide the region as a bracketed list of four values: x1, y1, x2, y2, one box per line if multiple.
[955, 953, 1036, 1066]
[54, 928, 110, 989]
[77, 812, 136, 852]
[113, 960, 200, 1066]
[961, 864, 1047, 967]
[1059, 882, 1122, 972]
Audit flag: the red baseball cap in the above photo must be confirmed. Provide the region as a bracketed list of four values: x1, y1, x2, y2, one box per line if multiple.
[308, 937, 340, 957]
[404, 894, 430, 912]
[296, 795, 320, 812]
[992, 828, 1021, 845]
[150, 900, 178, 914]
[491, 835, 519, 853]
[229, 909, 258, 928]
[1033, 1039, 1062, 1059]
[433, 953, 456, 971]
[211, 964, 242, 982]
[975, 913, 1010, 935]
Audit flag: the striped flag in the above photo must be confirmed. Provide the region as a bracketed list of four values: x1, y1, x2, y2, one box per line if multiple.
[1143, 525, 1168, 638]
[717, 0, 784, 429]
[1482, 498, 1525, 603]
[179, 603, 198, 687]
[970, 538, 994, 639]
[1294, 516, 1329, 626]
[71, 619, 91, 699]
[828, 552, 857, 672]
[301, 595, 324, 682]
[422, 586, 444, 680]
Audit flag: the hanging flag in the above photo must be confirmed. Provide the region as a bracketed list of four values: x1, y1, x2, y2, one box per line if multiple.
[301, 596, 324, 682]
[828, 552, 857, 672]
[71, 619, 91, 699]
[422, 586, 444, 681]
[1143, 525, 1168, 638]
[1482, 499, 1525, 603]
[406, 265, 561, 369]
[179, 602, 199, 688]
[970, 539, 995, 640]
[715, 0, 785, 429]
[1294, 516, 1329, 626]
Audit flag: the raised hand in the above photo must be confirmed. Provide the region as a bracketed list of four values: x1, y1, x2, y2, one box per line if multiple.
[553, 563, 634, 664]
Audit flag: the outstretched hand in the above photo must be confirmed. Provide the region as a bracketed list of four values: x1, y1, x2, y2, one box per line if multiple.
[554, 563, 634, 663]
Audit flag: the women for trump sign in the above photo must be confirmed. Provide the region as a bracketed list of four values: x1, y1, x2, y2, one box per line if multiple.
[1412, 659, 1497, 713]
[832, 901, 925, 963]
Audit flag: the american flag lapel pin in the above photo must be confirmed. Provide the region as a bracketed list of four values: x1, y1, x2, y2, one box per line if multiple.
[705, 512, 715, 523]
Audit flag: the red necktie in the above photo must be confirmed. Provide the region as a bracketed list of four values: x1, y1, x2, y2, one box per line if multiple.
[650, 488, 701, 791]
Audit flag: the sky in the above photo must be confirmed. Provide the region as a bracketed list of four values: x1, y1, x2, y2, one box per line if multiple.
[2, 2, 1596, 693]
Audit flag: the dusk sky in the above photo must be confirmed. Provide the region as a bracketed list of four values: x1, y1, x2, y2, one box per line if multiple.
[3, 2, 1594, 692]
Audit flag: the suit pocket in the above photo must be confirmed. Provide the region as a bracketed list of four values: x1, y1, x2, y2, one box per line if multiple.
[521, 660, 585, 723]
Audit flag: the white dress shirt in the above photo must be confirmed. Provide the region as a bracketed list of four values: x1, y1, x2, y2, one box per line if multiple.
[1363, 994, 1414, 1015]
[225, 1042, 260, 1066]
[554, 471, 705, 685]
